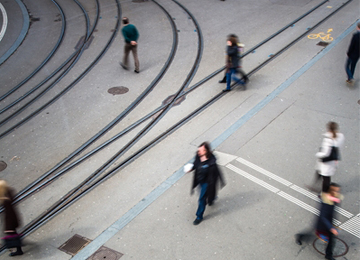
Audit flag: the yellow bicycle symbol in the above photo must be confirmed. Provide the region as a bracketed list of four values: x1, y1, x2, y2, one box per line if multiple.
[308, 29, 334, 42]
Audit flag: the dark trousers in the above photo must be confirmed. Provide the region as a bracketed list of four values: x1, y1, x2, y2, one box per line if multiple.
[311, 171, 331, 193]
[345, 56, 358, 80]
[326, 232, 334, 257]
[196, 183, 208, 220]
[123, 43, 139, 71]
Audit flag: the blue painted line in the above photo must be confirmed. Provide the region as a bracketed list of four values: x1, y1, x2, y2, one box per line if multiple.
[0, 0, 29, 65]
[72, 20, 359, 260]
[211, 20, 359, 149]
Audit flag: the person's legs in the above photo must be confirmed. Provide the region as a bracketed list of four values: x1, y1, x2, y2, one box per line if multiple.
[225, 69, 232, 90]
[325, 233, 334, 259]
[131, 45, 140, 72]
[195, 183, 208, 221]
[122, 43, 131, 69]
[231, 68, 245, 85]
[345, 57, 354, 81]
[350, 58, 358, 79]
[322, 176, 331, 193]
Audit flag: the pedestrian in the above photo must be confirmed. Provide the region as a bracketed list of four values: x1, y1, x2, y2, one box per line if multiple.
[120, 17, 140, 73]
[345, 22, 360, 85]
[308, 122, 344, 193]
[219, 34, 248, 84]
[187, 142, 225, 225]
[295, 183, 343, 260]
[223, 35, 248, 92]
[0, 180, 23, 256]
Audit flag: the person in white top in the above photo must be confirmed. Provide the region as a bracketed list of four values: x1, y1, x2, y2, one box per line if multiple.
[309, 122, 345, 193]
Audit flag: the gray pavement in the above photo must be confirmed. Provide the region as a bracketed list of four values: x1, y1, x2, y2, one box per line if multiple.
[0, 0, 359, 259]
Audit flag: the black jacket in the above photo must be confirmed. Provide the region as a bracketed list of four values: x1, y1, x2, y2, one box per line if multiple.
[191, 154, 225, 190]
[347, 31, 360, 60]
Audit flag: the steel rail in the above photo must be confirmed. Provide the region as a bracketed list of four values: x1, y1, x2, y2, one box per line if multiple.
[14, 0, 203, 240]
[1, 0, 332, 209]
[0, 0, 66, 102]
[5, 0, 177, 207]
[0, 0, 352, 251]
[0, 0, 97, 115]
[0, 0, 95, 128]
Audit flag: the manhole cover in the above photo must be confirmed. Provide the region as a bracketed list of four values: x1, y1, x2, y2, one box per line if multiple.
[59, 234, 92, 256]
[317, 41, 329, 47]
[313, 237, 348, 257]
[88, 246, 123, 260]
[358, 100, 360, 105]
[132, 0, 149, 2]
[108, 86, 129, 95]
[0, 161, 7, 171]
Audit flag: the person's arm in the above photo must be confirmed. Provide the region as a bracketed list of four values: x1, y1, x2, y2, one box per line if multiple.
[316, 137, 332, 159]
[347, 34, 356, 57]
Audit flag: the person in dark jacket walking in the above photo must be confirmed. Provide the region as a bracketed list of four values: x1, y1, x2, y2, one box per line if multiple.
[188, 142, 225, 225]
[295, 183, 342, 260]
[223, 35, 247, 92]
[345, 22, 360, 85]
[0, 180, 23, 256]
[120, 17, 140, 73]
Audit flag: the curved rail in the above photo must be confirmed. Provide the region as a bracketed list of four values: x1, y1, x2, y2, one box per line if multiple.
[0, 0, 66, 102]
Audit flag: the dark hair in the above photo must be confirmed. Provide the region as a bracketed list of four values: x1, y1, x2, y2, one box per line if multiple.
[228, 35, 238, 46]
[329, 182, 340, 188]
[199, 142, 212, 158]
[122, 17, 129, 25]
[327, 121, 338, 138]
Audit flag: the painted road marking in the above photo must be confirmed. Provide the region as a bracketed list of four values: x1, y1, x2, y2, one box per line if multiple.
[72, 21, 360, 259]
[236, 157, 354, 219]
[0, 3, 8, 42]
[339, 214, 360, 238]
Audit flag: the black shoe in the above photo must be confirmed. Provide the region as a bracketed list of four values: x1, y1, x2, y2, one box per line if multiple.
[222, 89, 231, 92]
[325, 256, 335, 260]
[208, 201, 213, 206]
[9, 251, 23, 257]
[134, 69, 140, 73]
[193, 218, 202, 225]
[219, 79, 226, 83]
[295, 234, 302, 245]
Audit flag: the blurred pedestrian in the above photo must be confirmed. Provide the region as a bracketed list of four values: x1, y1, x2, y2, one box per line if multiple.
[308, 122, 344, 193]
[223, 35, 248, 92]
[219, 34, 248, 84]
[0, 180, 23, 256]
[295, 183, 343, 260]
[345, 22, 360, 85]
[187, 142, 225, 225]
[120, 17, 140, 73]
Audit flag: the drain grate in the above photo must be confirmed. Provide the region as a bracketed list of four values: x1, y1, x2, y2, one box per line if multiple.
[317, 41, 329, 47]
[0, 161, 7, 171]
[88, 246, 123, 260]
[162, 94, 185, 106]
[108, 86, 129, 95]
[59, 234, 92, 256]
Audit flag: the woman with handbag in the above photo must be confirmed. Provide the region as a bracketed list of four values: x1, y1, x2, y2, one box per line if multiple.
[309, 122, 345, 193]
[0, 180, 23, 256]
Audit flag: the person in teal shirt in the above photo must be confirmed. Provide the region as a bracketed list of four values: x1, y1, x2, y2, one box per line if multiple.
[120, 17, 140, 73]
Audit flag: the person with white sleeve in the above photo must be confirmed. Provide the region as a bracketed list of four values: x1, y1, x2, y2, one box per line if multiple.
[313, 122, 345, 193]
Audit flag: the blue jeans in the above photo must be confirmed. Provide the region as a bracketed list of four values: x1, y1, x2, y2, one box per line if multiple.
[345, 57, 358, 80]
[196, 183, 208, 220]
[226, 68, 245, 90]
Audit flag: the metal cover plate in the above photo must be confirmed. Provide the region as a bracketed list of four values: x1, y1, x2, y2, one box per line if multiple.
[87, 246, 123, 260]
[58, 234, 92, 256]
[0, 161, 7, 171]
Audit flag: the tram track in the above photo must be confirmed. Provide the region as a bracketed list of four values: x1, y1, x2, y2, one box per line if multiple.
[6, 0, 332, 206]
[0, 0, 94, 115]
[0, 0, 66, 102]
[0, 0, 334, 212]
[0, 0, 99, 130]
[0, 0, 353, 253]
